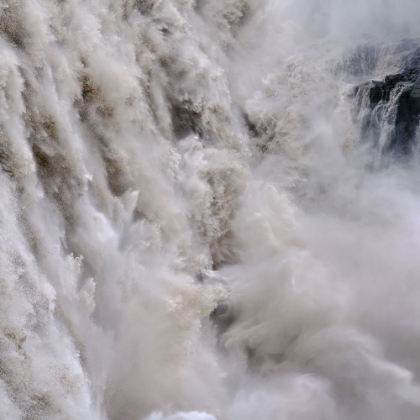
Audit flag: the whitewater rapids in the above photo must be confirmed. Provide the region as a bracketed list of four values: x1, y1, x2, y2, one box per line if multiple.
[1, 0, 420, 419]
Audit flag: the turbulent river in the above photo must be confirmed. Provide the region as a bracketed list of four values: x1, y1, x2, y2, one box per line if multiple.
[2, 0, 420, 419]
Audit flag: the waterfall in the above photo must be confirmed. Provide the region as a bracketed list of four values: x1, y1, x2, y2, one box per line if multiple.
[1, 0, 420, 419]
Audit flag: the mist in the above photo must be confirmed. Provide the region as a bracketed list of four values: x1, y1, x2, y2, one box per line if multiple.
[1, 0, 420, 419]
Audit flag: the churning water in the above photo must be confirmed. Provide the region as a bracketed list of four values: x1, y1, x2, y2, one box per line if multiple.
[2, 0, 420, 419]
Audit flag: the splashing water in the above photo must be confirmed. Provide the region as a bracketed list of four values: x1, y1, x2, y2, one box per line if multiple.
[1, 0, 420, 419]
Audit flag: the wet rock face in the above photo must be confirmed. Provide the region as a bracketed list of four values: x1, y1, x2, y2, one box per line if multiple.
[354, 47, 420, 157]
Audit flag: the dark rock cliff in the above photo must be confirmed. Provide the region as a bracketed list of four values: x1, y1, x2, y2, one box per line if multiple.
[353, 46, 420, 157]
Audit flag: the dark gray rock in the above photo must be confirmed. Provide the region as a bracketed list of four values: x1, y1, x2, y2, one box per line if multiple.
[353, 46, 420, 157]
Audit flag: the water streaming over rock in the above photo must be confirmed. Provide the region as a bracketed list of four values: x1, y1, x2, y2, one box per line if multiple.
[1, 0, 420, 419]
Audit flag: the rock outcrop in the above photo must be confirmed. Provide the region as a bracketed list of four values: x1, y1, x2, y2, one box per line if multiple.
[353, 46, 420, 156]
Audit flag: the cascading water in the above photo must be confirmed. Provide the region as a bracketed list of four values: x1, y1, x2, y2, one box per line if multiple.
[2, 0, 420, 419]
